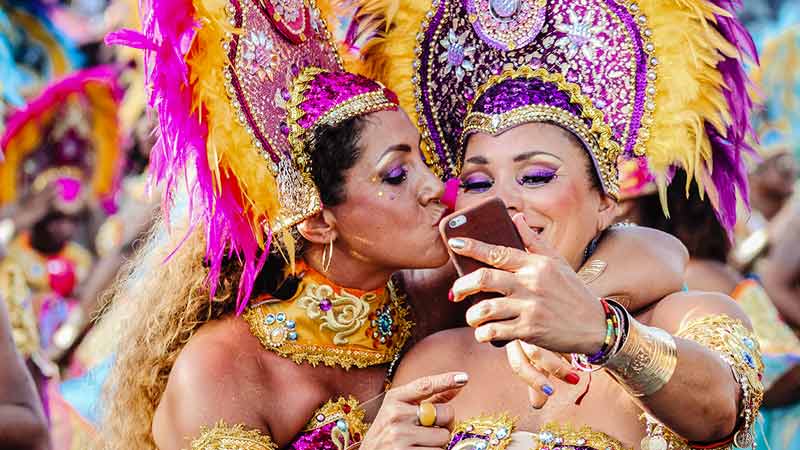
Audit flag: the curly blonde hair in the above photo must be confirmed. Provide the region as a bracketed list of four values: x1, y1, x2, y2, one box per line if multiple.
[96, 213, 239, 450]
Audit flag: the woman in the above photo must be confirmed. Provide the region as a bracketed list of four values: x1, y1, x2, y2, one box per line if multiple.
[348, 0, 764, 448]
[100, 1, 687, 449]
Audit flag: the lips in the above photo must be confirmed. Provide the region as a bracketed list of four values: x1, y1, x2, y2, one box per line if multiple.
[432, 205, 449, 226]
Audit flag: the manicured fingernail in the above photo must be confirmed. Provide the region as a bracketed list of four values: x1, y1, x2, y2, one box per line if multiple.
[454, 373, 469, 385]
[449, 238, 466, 250]
[565, 373, 580, 385]
[448, 289, 455, 302]
[542, 384, 554, 396]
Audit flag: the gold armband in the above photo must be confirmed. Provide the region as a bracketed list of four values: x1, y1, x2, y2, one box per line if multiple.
[677, 315, 764, 449]
[604, 303, 677, 397]
[190, 421, 276, 450]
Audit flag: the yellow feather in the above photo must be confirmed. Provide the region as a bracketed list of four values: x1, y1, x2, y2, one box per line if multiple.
[187, 0, 281, 248]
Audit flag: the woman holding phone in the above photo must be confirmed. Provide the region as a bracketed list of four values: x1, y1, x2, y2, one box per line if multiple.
[348, 0, 764, 449]
[99, 1, 688, 449]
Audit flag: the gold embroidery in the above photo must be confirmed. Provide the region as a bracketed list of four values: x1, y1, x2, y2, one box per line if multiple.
[449, 415, 516, 450]
[302, 396, 368, 450]
[243, 260, 413, 369]
[189, 421, 276, 450]
[675, 314, 764, 449]
[0, 261, 39, 358]
[296, 282, 375, 345]
[532, 422, 630, 450]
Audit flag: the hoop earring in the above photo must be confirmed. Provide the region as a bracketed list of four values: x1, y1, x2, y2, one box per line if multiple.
[322, 239, 334, 273]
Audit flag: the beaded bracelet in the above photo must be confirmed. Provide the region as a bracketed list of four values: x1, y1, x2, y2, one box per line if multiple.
[587, 298, 618, 363]
[571, 298, 623, 371]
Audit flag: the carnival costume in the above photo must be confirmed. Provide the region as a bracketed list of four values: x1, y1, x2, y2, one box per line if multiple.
[336, 0, 765, 448]
[106, 0, 411, 446]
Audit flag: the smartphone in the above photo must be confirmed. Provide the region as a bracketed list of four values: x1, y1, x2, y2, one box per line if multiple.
[439, 197, 525, 347]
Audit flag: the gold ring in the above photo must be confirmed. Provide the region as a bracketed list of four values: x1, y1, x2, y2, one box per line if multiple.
[417, 402, 437, 427]
[488, 246, 512, 267]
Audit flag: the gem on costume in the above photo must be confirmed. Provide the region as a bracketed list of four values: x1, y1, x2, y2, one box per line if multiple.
[554, 9, 606, 61]
[467, 0, 547, 50]
[439, 30, 475, 81]
[242, 31, 278, 81]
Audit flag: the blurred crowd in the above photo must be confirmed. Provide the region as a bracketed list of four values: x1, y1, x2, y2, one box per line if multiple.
[0, 0, 798, 449]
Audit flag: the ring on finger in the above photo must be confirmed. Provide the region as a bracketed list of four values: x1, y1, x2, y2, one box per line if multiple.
[417, 402, 437, 427]
[488, 246, 512, 267]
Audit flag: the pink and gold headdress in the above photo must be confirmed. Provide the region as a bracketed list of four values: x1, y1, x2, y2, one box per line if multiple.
[106, 0, 398, 310]
[343, 0, 759, 233]
[0, 66, 124, 208]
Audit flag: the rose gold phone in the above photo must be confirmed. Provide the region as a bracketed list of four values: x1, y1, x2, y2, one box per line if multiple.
[439, 197, 525, 347]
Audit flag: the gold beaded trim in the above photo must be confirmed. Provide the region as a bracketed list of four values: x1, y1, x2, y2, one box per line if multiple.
[0, 261, 39, 358]
[449, 415, 516, 450]
[676, 314, 763, 449]
[532, 422, 630, 450]
[624, 0, 659, 157]
[461, 66, 623, 198]
[286, 67, 397, 177]
[190, 421, 276, 450]
[412, 0, 447, 178]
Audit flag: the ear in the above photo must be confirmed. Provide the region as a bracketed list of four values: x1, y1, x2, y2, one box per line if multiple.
[295, 208, 338, 245]
[613, 199, 637, 223]
[595, 194, 619, 233]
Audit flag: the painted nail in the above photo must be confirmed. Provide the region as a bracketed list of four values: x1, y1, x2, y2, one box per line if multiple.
[565, 373, 581, 385]
[448, 238, 466, 250]
[448, 289, 455, 302]
[542, 384, 554, 396]
[454, 373, 469, 385]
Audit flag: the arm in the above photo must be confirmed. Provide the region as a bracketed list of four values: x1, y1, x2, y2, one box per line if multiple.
[0, 301, 50, 450]
[585, 225, 688, 311]
[756, 200, 800, 328]
[629, 292, 755, 442]
[447, 220, 757, 442]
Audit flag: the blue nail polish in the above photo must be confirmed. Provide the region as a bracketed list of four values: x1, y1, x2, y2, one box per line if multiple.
[449, 238, 466, 250]
[542, 385, 554, 396]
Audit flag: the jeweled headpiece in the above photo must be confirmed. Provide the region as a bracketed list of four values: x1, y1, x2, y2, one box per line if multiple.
[344, 0, 759, 231]
[106, 0, 399, 310]
[0, 66, 124, 208]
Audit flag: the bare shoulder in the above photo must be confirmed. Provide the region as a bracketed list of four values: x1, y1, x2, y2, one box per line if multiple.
[606, 225, 689, 261]
[643, 290, 752, 334]
[152, 316, 269, 450]
[685, 259, 742, 294]
[394, 327, 477, 385]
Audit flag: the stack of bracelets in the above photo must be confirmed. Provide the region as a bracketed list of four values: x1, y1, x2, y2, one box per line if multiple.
[570, 298, 678, 397]
[571, 298, 627, 368]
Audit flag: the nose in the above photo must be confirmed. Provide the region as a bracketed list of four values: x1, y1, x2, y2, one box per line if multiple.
[418, 167, 446, 206]
[494, 177, 524, 215]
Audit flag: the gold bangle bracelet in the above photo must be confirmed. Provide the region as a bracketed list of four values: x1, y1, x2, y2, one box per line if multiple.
[603, 304, 678, 397]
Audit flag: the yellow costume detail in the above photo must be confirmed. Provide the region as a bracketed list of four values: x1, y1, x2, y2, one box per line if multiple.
[4, 233, 92, 294]
[731, 280, 800, 359]
[638, 314, 764, 450]
[302, 396, 369, 450]
[243, 260, 412, 369]
[449, 415, 516, 450]
[532, 422, 629, 450]
[189, 421, 276, 450]
[447, 416, 630, 450]
[0, 261, 39, 357]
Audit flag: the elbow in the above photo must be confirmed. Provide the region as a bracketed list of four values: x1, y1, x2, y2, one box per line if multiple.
[691, 384, 740, 443]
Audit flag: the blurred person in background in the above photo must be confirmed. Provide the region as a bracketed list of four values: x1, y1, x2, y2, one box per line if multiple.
[619, 163, 800, 450]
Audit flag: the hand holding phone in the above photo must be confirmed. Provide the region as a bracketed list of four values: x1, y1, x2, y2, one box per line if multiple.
[439, 197, 525, 347]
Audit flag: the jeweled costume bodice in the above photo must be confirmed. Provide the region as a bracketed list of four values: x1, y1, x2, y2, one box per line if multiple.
[189, 260, 412, 449]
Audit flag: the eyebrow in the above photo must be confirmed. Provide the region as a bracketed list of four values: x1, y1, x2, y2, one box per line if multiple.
[465, 155, 490, 165]
[380, 144, 412, 161]
[513, 151, 563, 162]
